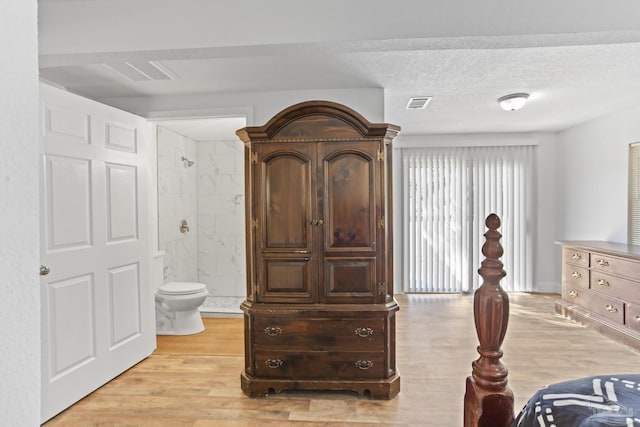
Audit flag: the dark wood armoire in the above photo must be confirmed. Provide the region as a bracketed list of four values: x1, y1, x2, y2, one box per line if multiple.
[236, 101, 400, 399]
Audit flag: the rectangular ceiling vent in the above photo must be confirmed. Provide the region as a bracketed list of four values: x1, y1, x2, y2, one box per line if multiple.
[406, 96, 432, 110]
[107, 61, 179, 82]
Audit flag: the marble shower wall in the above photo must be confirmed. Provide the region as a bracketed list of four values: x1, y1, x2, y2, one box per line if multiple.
[157, 126, 198, 284]
[196, 139, 246, 296]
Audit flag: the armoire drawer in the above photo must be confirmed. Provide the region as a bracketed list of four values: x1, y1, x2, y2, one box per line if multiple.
[590, 252, 640, 278]
[253, 317, 384, 350]
[563, 247, 589, 267]
[578, 290, 624, 325]
[253, 350, 385, 379]
[590, 271, 640, 305]
[562, 265, 589, 289]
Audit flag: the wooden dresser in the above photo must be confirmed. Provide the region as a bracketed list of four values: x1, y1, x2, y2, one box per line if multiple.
[556, 241, 640, 349]
[236, 101, 400, 399]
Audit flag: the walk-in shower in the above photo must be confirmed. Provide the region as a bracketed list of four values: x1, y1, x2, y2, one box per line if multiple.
[155, 118, 247, 315]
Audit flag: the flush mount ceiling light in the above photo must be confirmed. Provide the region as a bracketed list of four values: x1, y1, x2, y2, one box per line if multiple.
[497, 93, 530, 111]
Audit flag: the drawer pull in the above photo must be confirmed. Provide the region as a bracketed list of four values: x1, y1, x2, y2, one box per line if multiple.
[571, 253, 582, 261]
[569, 290, 578, 297]
[354, 360, 374, 370]
[597, 259, 609, 267]
[635, 316, 640, 322]
[605, 304, 618, 314]
[355, 327, 374, 338]
[597, 279, 610, 288]
[264, 326, 282, 336]
[265, 359, 284, 369]
[571, 271, 582, 279]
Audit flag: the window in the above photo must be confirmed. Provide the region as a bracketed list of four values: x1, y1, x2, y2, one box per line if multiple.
[402, 145, 535, 293]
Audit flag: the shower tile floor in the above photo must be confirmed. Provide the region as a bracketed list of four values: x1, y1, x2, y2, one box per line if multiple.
[199, 296, 244, 318]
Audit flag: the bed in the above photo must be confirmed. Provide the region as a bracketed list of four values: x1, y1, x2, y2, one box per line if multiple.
[464, 214, 640, 427]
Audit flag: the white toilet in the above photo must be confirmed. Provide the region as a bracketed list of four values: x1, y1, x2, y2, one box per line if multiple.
[155, 282, 208, 335]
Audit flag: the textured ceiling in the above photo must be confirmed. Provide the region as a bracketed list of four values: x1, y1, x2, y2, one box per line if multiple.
[37, 1, 640, 139]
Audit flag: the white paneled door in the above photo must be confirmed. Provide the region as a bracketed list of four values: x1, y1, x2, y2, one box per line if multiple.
[39, 84, 156, 422]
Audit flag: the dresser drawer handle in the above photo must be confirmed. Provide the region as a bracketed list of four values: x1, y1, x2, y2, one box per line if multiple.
[569, 290, 578, 297]
[355, 327, 374, 338]
[571, 253, 582, 261]
[571, 271, 582, 279]
[265, 359, 284, 369]
[264, 326, 282, 336]
[354, 360, 374, 370]
[605, 304, 618, 314]
[597, 279, 610, 288]
[597, 259, 609, 267]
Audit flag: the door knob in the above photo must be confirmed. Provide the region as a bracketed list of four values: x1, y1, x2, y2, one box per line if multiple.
[40, 265, 50, 276]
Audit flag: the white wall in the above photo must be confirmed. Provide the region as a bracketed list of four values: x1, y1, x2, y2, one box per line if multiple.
[557, 104, 640, 242]
[0, 1, 40, 424]
[394, 132, 560, 293]
[157, 127, 199, 284]
[197, 140, 246, 297]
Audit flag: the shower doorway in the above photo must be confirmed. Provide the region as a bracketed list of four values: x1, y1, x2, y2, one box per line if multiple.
[153, 116, 247, 315]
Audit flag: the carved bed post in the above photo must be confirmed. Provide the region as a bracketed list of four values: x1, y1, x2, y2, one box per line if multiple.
[464, 214, 514, 427]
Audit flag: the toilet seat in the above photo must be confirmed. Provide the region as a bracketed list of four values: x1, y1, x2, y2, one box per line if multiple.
[158, 281, 207, 296]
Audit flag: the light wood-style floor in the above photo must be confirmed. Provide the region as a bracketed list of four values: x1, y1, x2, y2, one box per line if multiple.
[44, 294, 640, 426]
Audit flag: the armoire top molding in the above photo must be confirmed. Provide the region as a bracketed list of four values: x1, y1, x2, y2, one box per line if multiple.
[236, 100, 400, 142]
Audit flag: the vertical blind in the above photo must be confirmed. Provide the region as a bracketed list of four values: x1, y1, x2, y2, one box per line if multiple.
[629, 143, 640, 245]
[402, 145, 535, 293]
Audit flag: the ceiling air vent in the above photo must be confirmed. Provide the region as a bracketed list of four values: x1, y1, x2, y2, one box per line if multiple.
[406, 96, 432, 110]
[107, 61, 179, 81]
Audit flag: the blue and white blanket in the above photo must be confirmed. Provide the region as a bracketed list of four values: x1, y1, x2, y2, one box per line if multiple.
[513, 375, 640, 427]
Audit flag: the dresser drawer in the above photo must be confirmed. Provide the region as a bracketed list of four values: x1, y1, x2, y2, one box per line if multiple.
[579, 290, 624, 325]
[590, 252, 640, 279]
[626, 303, 640, 332]
[562, 282, 583, 303]
[562, 265, 589, 289]
[254, 350, 385, 379]
[591, 271, 640, 305]
[254, 317, 384, 350]
[563, 247, 589, 267]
